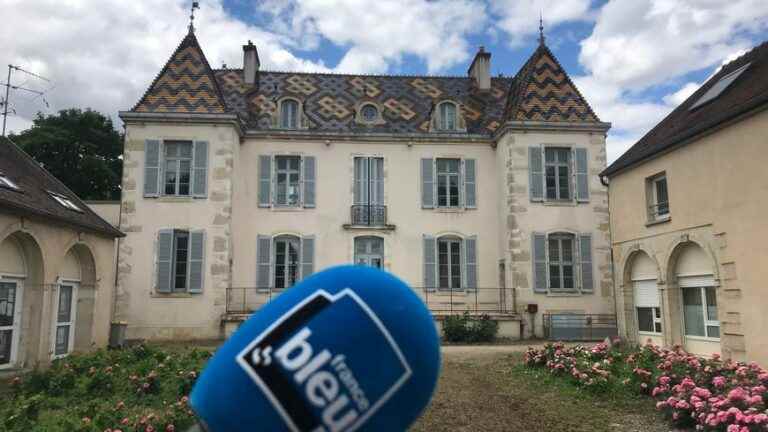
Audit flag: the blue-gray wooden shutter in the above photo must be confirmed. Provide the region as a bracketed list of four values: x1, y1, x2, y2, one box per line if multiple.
[421, 158, 435, 208]
[423, 235, 436, 291]
[303, 156, 316, 208]
[532, 232, 548, 293]
[188, 230, 205, 293]
[464, 159, 476, 208]
[258, 155, 272, 207]
[256, 235, 272, 291]
[301, 236, 315, 279]
[575, 148, 589, 202]
[372, 157, 384, 205]
[156, 229, 174, 293]
[464, 235, 477, 291]
[353, 157, 368, 205]
[192, 141, 208, 198]
[529, 147, 544, 202]
[144, 140, 161, 197]
[579, 233, 593, 293]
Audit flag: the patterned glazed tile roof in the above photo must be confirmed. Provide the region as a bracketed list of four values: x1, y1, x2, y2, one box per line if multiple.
[506, 42, 599, 123]
[131, 32, 600, 135]
[215, 69, 513, 135]
[133, 31, 227, 114]
[603, 40, 768, 177]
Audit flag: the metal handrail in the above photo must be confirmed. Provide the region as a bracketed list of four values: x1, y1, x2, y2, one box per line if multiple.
[648, 202, 670, 219]
[350, 204, 387, 226]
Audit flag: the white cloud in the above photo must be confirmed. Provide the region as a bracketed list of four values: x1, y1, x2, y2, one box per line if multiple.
[662, 82, 700, 106]
[0, 0, 329, 132]
[489, 0, 593, 46]
[257, 0, 487, 74]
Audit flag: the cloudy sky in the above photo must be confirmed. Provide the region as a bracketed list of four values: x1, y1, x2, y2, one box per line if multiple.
[1, 0, 767, 162]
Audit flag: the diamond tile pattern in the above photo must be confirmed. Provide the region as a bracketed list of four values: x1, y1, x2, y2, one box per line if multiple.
[134, 32, 227, 114]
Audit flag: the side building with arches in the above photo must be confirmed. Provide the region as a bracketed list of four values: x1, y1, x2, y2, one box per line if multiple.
[603, 40, 768, 364]
[0, 137, 123, 370]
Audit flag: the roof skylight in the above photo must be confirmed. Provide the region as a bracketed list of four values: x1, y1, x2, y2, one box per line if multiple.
[689, 63, 751, 111]
[0, 174, 19, 191]
[49, 191, 82, 212]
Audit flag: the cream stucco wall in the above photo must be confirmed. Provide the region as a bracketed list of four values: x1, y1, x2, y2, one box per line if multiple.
[496, 129, 615, 338]
[0, 212, 116, 368]
[118, 122, 238, 340]
[86, 202, 121, 227]
[610, 108, 768, 363]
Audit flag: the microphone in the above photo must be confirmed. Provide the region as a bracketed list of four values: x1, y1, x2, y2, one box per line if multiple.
[189, 265, 441, 431]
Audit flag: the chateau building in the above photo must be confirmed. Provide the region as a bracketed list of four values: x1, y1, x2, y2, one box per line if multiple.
[603, 41, 768, 363]
[116, 27, 613, 340]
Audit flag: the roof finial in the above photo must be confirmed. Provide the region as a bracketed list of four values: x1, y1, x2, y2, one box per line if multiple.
[539, 12, 545, 46]
[188, 1, 200, 34]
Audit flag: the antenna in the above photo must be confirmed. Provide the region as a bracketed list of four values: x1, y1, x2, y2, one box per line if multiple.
[2, 64, 52, 137]
[189, 1, 200, 33]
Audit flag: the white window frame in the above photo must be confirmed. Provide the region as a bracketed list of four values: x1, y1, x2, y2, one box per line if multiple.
[51, 281, 78, 359]
[279, 98, 300, 129]
[649, 174, 670, 221]
[354, 236, 384, 269]
[274, 155, 302, 207]
[162, 140, 193, 197]
[436, 158, 461, 209]
[682, 285, 720, 341]
[0, 277, 23, 369]
[637, 306, 663, 335]
[437, 102, 457, 131]
[544, 147, 573, 201]
[274, 235, 300, 289]
[546, 232, 576, 291]
[437, 236, 462, 290]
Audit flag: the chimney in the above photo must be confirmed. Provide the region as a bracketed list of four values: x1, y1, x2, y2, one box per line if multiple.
[468, 46, 491, 91]
[243, 40, 260, 86]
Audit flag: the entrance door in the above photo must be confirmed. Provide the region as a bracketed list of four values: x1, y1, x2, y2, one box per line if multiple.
[354, 237, 383, 269]
[0, 280, 21, 368]
[52, 283, 78, 359]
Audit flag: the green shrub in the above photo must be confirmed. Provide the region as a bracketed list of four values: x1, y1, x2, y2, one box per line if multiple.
[443, 312, 499, 343]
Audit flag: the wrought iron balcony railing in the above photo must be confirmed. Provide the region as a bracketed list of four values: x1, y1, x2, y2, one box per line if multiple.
[350, 204, 387, 226]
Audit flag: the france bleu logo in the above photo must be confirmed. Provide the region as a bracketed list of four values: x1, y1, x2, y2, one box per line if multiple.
[237, 289, 413, 432]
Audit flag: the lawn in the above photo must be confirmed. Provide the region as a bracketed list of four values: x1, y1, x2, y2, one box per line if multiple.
[412, 349, 667, 432]
[0, 344, 666, 431]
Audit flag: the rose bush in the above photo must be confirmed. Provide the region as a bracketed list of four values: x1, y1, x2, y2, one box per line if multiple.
[0, 344, 211, 432]
[524, 340, 768, 431]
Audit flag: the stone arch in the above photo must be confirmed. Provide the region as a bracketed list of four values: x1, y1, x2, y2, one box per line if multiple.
[0, 230, 44, 367]
[620, 249, 663, 345]
[60, 243, 98, 353]
[619, 245, 661, 287]
[663, 235, 720, 285]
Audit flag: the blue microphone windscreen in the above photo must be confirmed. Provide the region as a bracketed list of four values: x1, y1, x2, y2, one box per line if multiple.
[190, 265, 441, 431]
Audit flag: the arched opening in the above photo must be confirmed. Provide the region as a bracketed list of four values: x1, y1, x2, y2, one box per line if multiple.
[668, 242, 719, 357]
[0, 231, 44, 368]
[628, 251, 662, 346]
[56, 244, 97, 357]
[437, 102, 457, 131]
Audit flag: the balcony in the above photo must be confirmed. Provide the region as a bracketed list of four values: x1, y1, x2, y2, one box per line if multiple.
[343, 205, 395, 230]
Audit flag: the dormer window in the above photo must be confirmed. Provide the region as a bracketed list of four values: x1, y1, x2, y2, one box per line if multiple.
[0, 174, 19, 191]
[361, 104, 379, 123]
[280, 99, 299, 129]
[49, 192, 82, 212]
[438, 102, 457, 131]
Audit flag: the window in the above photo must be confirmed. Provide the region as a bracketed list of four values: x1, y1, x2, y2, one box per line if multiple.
[683, 286, 719, 339]
[352, 157, 385, 225]
[438, 102, 457, 131]
[637, 307, 662, 333]
[274, 235, 300, 289]
[156, 230, 205, 294]
[172, 231, 189, 292]
[360, 104, 379, 123]
[648, 174, 670, 221]
[438, 237, 462, 289]
[532, 232, 593, 294]
[634, 279, 662, 334]
[163, 141, 193, 196]
[49, 192, 82, 212]
[547, 233, 575, 290]
[436, 158, 460, 208]
[280, 99, 299, 129]
[258, 155, 316, 208]
[545, 148, 571, 200]
[354, 236, 383, 269]
[0, 174, 19, 191]
[690, 63, 751, 111]
[53, 283, 77, 358]
[0, 281, 19, 366]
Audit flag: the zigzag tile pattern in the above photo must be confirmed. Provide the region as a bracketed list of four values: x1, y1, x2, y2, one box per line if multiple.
[133, 32, 227, 114]
[214, 70, 513, 135]
[507, 45, 599, 123]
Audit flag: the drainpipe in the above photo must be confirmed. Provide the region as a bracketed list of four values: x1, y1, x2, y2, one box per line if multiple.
[601, 174, 622, 341]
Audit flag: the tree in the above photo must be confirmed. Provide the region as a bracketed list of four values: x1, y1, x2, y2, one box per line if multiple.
[9, 108, 123, 201]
